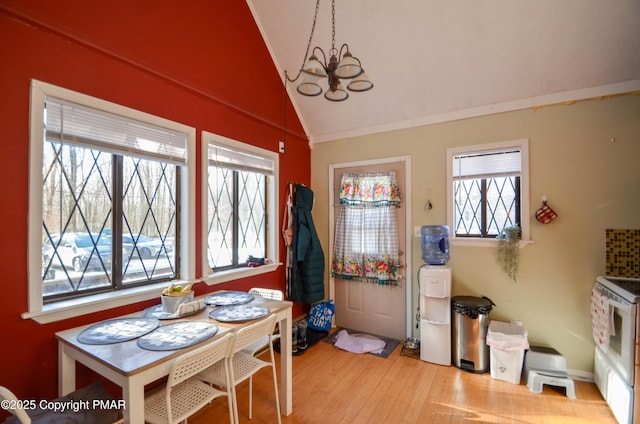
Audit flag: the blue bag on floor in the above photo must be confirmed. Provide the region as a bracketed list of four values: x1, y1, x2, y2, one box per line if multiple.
[307, 300, 335, 332]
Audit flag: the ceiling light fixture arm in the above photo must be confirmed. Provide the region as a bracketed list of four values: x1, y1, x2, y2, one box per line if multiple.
[285, 0, 321, 84]
[311, 47, 328, 70]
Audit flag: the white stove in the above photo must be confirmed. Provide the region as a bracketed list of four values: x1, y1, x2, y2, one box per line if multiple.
[594, 276, 640, 424]
[599, 276, 640, 303]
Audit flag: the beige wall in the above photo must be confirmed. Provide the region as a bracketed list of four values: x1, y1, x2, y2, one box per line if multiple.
[310, 94, 640, 373]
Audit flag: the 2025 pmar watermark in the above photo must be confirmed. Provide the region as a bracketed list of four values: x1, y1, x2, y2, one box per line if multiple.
[2, 398, 125, 414]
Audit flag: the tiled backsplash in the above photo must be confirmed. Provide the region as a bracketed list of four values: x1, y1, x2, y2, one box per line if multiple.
[606, 229, 640, 278]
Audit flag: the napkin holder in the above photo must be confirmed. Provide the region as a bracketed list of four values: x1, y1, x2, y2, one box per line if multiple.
[176, 298, 205, 316]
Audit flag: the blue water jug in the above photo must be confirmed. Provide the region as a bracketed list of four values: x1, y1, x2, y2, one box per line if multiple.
[421, 225, 450, 265]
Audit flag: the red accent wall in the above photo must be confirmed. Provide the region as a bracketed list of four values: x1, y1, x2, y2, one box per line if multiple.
[0, 0, 309, 406]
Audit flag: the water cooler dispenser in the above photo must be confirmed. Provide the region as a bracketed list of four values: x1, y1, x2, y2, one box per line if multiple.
[419, 225, 451, 366]
[419, 266, 452, 365]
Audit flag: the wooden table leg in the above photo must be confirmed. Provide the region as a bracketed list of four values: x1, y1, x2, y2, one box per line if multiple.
[58, 343, 76, 396]
[122, 377, 145, 424]
[280, 307, 293, 415]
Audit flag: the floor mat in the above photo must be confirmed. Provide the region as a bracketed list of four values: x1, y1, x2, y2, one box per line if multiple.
[322, 328, 400, 358]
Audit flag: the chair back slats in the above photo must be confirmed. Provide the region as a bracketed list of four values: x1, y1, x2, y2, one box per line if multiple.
[249, 287, 284, 301]
[232, 314, 277, 353]
[0, 386, 31, 424]
[167, 332, 233, 387]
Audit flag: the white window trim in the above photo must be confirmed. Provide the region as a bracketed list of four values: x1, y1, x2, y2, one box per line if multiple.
[446, 138, 531, 248]
[25, 80, 197, 324]
[200, 131, 280, 285]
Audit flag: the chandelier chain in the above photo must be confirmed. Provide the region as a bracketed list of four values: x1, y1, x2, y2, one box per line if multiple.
[331, 0, 336, 56]
[285, 0, 321, 83]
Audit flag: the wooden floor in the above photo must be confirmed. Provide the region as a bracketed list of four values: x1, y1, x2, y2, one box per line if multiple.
[190, 337, 617, 424]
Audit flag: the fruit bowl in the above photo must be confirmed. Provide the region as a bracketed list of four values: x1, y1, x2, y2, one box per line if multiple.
[161, 284, 194, 314]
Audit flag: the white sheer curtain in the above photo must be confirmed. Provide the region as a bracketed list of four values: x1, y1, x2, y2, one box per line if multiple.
[331, 172, 401, 286]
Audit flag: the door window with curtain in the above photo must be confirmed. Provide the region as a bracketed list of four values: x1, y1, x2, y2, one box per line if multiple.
[331, 172, 401, 286]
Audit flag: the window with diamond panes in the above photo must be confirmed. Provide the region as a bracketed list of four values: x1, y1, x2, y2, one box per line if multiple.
[39, 96, 184, 302]
[205, 139, 273, 271]
[451, 147, 523, 238]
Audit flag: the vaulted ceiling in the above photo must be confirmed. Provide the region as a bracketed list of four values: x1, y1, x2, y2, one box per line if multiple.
[248, 0, 640, 144]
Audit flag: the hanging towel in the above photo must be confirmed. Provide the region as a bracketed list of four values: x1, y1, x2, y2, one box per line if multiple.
[283, 184, 294, 298]
[333, 329, 386, 354]
[591, 286, 615, 352]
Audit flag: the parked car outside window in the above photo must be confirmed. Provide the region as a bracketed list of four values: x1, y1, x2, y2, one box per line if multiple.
[121, 234, 173, 259]
[43, 232, 112, 273]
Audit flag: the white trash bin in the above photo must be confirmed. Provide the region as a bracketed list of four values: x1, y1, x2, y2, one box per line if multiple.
[486, 321, 529, 384]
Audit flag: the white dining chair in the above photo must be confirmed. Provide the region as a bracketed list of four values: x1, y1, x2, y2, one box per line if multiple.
[144, 332, 235, 424]
[241, 288, 284, 357]
[198, 314, 281, 424]
[248, 287, 284, 301]
[0, 386, 31, 424]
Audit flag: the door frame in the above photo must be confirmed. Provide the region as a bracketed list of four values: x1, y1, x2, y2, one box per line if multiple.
[328, 155, 413, 338]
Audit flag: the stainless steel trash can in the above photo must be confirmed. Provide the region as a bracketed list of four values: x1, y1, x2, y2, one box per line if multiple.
[451, 296, 494, 373]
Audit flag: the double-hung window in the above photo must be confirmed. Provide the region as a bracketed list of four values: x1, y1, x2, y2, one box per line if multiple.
[28, 80, 196, 322]
[202, 131, 278, 282]
[446, 139, 530, 244]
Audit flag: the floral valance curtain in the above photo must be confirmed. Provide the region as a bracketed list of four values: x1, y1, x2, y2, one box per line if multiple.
[332, 172, 401, 286]
[338, 173, 401, 207]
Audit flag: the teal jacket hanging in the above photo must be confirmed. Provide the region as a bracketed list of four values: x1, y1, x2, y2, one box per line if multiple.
[290, 184, 325, 304]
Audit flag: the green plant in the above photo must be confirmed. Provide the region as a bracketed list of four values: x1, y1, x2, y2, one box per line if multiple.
[497, 225, 521, 282]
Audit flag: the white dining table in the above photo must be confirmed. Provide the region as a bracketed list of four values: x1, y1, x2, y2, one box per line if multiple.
[55, 292, 293, 424]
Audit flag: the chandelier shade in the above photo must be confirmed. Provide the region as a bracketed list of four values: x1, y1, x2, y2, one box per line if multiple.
[346, 71, 374, 92]
[297, 76, 323, 96]
[324, 82, 349, 102]
[302, 55, 328, 77]
[285, 0, 373, 102]
[334, 51, 363, 79]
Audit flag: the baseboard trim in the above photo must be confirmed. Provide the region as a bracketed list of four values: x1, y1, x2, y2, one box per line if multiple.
[568, 368, 594, 382]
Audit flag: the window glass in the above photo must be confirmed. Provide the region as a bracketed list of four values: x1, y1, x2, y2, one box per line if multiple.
[447, 140, 530, 243]
[40, 107, 180, 301]
[203, 132, 277, 276]
[120, 155, 177, 284]
[31, 81, 193, 311]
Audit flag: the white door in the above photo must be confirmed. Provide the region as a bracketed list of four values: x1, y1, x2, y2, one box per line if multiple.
[330, 158, 410, 340]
